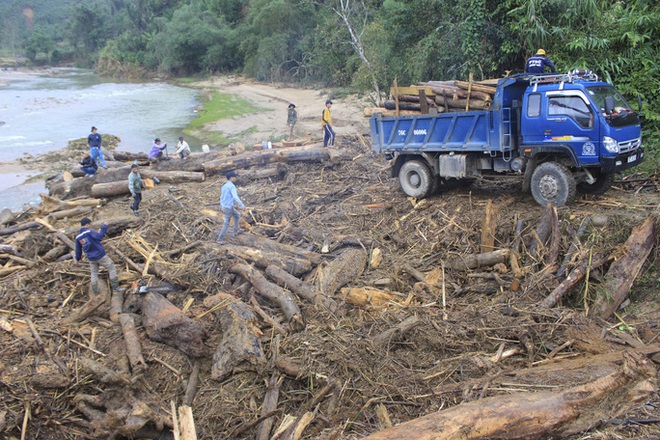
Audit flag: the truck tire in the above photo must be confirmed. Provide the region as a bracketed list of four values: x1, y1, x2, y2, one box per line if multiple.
[577, 172, 614, 195]
[530, 162, 576, 207]
[399, 160, 434, 198]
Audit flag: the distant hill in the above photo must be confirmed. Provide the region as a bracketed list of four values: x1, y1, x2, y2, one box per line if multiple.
[0, 0, 78, 36]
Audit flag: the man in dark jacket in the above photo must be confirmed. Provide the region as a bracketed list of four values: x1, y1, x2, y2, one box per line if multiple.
[75, 217, 124, 295]
[80, 152, 98, 177]
[525, 49, 556, 74]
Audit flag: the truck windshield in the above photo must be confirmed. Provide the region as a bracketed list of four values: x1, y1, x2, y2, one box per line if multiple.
[586, 86, 640, 127]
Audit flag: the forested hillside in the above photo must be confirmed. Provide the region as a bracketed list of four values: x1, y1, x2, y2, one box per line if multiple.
[1, 0, 659, 145]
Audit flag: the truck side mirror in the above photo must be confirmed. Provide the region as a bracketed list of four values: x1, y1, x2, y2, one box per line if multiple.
[637, 94, 643, 112]
[604, 96, 615, 114]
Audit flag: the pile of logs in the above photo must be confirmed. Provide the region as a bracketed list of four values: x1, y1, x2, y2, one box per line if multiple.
[365, 76, 499, 118]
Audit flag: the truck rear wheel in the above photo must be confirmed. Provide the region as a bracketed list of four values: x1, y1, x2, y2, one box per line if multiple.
[577, 172, 614, 195]
[530, 162, 576, 207]
[399, 160, 434, 198]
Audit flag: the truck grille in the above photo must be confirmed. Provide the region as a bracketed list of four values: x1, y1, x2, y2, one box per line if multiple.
[619, 137, 641, 154]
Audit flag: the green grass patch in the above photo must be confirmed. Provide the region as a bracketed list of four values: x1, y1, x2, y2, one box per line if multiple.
[188, 92, 262, 129]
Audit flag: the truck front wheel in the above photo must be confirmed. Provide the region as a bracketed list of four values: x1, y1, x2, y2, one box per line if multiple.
[399, 160, 434, 198]
[577, 172, 614, 195]
[530, 162, 576, 207]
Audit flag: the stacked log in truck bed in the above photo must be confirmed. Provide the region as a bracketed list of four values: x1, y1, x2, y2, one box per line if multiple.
[364, 77, 500, 118]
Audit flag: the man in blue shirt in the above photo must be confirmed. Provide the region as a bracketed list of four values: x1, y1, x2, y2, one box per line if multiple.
[87, 126, 108, 168]
[217, 171, 245, 243]
[525, 49, 556, 74]
[75, 217, 124, 295]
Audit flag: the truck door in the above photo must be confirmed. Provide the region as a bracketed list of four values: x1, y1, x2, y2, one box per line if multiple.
[522, 90, 599, 165]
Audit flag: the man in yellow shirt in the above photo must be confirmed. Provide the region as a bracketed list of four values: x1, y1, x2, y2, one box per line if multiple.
[321, 99, 335, 147]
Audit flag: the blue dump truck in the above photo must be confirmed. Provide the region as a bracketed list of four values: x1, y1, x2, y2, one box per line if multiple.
[370, 71, 644, 206]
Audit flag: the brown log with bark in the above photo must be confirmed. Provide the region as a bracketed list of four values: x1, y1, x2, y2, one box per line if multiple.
[48, 177, 95, 200]
[61, 283, 110, 325]
[316, 247, 367, 296]
[46, 205, 93, 222]
[229, 263, 304, 330]
[340, 287, 405, 308]
[222, 244, 313, 277]
[256, 373, 282, 440]
[454, 80, 497, 95]
[203, 293, 266, 380]
[141, 292, 207, 358]
[264, 264, 339, 313]
[203, 149, 280, 176]
[397, 94, 436, 106]
[383, 100, 422, 111]
[118, 313, 147, 373]
[237, 164, 288, 182]
[152, 151, 226, 172]
[545, 204, 560, 268]
[541, 253, 610, 308]
[434, 95, 491, 110]
[0, 221, 42, 236]
[39, 194, 101, 214]
[91, 171, 204, 197]
[363, 350, 656, 440]
[428, 85, 492, 101]
[448, 249, 510, 270]
[235, 233, 322, 265]
[480, 200, 497, 253]
[589, 215, 657, 319]
[529, 203, 555, 260]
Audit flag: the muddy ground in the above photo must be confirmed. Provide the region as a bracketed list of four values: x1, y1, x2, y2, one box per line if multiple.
[0, 79, 659, 440]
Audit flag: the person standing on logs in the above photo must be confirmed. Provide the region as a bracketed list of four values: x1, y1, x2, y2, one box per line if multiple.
[217, 170, 245, 244]
[128, 163, 144, 216]
[321, 99, 335, 147]
[287, 103, 297, 141]
[524, 48, 556, 74]
[75, 217, 124, 296]
[87, 126, 108, 169]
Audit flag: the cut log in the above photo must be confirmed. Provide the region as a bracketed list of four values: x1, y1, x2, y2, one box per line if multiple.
[229, 263, 304, 330]
[112, 151, 148, 162]
[91, 171, 204, 197]
[61, 283, 110, 325]
[428, 85, 492, 101]
[264, 265, 339, 313]
[48, 177, 95, 200]
[109, 291, 124, 323]
[141, 292, 207, 358]
[238, 164, 288, 182]
[448, 249, 510, 270]
[153, 151, 226, 172]
[556, 216, 590, 278]
[222, 245, 313, 277]
[383, 100, 422, 111]
[454, 80, 497, 95]
[203, 293, 266, 380]
[529, 203, 555, 260]
[340, 287, 405, 308]
[434, 95, 490, 110]
[46, 206, 93, 222]
[256, 373, 282, 440]
[182, 362, 201, 407]
[363, 350, 656, 440]
[39, 194, 101, 214]
[541, 253, 610, 308]
[316, 247, 367, 296]
[203, 149, 280, 176]
[589, 215, 657, 319]
[480, 200, 497, 253]
[235, 234, 322, 266]
[118, 313, 147, 374]
[0, 221, 42, 236]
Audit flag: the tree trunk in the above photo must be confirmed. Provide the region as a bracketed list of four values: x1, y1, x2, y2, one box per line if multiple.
[92, 171, 204, 197]
[589, 215, 657, 319]
[363, 351, 656, 440]
[203, 293, 266, 380]
[222, 244, 313, 277]
[235, 234, 322, 266]
[316, 247, 367, 296]
[141, 292, 207, 358]
[265, 264, 339, 312]
[118, 313, 146, 374]
[448, 249, 510, 270]
[229, 263, 304, 330]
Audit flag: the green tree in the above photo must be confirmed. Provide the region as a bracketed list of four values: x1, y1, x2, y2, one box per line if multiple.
[25, 30, 54, 64]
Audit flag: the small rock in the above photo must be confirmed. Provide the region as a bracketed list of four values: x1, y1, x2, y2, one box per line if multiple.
[591, 215, 609, 227]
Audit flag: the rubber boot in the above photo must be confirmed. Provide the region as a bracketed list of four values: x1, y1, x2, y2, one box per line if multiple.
[111, 279, 126, 293]
[91, 283, 100, 296]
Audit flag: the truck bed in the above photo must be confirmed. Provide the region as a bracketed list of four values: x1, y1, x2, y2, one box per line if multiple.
[370, 109, 511, 154]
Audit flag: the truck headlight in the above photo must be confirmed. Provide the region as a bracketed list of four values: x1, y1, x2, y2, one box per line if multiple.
[603, 136, 620, 153]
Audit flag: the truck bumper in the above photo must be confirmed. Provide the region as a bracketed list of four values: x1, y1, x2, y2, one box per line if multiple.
[601, 148, 644, 174]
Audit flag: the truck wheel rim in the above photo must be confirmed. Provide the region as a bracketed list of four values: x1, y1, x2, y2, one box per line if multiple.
[409, 173, 421, 187]
[539, 175, 559, 199]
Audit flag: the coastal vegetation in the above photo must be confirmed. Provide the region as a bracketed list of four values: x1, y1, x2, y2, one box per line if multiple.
[1, 0, 658, 161]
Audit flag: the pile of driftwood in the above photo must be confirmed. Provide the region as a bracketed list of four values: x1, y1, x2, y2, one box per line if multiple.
[0, 135, 659, 440]
[365, 76, 498, 117]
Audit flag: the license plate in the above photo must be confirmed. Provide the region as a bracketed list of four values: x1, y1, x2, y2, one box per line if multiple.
[627, 154, 637, 163]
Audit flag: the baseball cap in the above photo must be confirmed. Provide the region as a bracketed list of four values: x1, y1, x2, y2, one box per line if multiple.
[288, 103, 296, 108]
[179, 136, 184, 140]
[91, 126, 97, 131]
[81, 217, 92, 226]
[325, 100, 333, 105]
[226, 171, 238, 179]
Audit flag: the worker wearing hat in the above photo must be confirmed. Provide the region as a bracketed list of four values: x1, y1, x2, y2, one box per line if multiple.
[525, 48, 556, 74]
[175, 135, 191, 159]
[287, 103, 297, 141]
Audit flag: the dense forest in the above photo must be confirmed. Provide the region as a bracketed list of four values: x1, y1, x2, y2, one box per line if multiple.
[1, 0, 659, 146]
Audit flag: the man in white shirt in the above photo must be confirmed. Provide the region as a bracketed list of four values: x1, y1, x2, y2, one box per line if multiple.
[175, 136, 191, 159]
